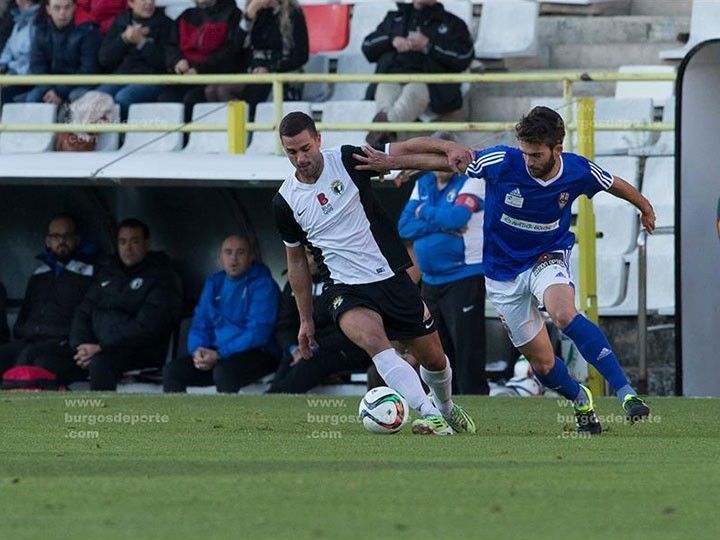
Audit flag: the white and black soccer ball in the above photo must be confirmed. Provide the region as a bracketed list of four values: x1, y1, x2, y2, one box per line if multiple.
[358, 386, 409, 434]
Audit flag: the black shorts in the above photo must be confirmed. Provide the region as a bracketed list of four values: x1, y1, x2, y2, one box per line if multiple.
[324, 272, 436, 341]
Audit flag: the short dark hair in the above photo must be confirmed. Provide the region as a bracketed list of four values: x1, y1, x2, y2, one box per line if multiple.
[515, 106, 565, 148]
[279, 111, 317, 138]
[117, 218, 150, 239]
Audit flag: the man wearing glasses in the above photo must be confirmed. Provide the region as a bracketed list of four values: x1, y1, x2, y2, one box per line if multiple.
[0, 214, 94, 385]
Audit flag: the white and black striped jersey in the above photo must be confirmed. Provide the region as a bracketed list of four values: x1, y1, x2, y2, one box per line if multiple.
[273, 145, 411, 285]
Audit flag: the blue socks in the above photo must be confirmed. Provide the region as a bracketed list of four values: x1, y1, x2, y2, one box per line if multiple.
[532, 357, 581, 402]
[562, 314, 634, 402]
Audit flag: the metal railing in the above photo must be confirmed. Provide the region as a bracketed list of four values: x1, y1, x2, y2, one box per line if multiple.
[0, 71, 676, 153]
[636, 224, 675, 394]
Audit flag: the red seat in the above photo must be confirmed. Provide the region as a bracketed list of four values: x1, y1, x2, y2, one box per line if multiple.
[302, 4, 350, 54]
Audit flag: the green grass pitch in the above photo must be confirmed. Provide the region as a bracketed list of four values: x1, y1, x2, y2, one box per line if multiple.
[1, 393, 719, 539]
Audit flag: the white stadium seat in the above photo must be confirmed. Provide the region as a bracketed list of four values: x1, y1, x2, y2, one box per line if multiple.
[183, 103, 234, 153]
[332, 54, 374, 101]
[246, 102, 312, 155]
[474, 0, 538, 60]
[342, 1, 396, 55]
[0, 103, 56, 153]
[302, 54, 332, 102]
[95, 105, 121, 152]
[531, 97, 655, 155]
[315, 100, 377, 148]
[641, 156, 675, 228]
[630, 98, 675, 157]
[120, 103, 184, 153]
[660, 0, 720, 61]
[615, 65, 675, 107]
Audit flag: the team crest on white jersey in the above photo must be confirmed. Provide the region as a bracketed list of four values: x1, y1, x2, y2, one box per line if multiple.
[330, 179, 345, 195]
[558, 192, 570, 209]
[505, 187, 524, 208]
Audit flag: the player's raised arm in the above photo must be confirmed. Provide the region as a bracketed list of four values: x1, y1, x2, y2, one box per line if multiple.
[607, 176, 656, 233]
[354, 144, 472, 176]
[285, 245, 318, 359]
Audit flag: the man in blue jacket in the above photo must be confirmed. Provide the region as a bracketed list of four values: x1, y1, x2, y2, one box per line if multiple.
[163, 234, 281, 393]
[25, 0, 101, 104]
[398, 168, 489, 394]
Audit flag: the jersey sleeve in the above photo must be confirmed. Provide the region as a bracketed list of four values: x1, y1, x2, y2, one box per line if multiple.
[465, 146, 507, 182]
[340, 144, 385, 188]
[272, 193, 304, 248]
[583, 158, 615, 198]
[456, 175, 485, 213]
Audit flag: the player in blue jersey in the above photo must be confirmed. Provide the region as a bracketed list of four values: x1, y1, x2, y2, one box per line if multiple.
[356, 106, 655, 434]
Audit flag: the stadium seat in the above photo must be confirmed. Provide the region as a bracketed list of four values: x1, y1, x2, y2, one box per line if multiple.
[0, 103, 56, 153]
[315, 100, 376, 148]
[474, 0, 539, 60]
[614, 65, 675, 107]
[183, 102, 232, 153]
[120, 103, 184, 153]
[641, 156, 674, 228]
[332, 54, 373, 101]
[531, 97, 655, 155]
[659, 0, 720, 61]
[571, 250, 628, 308]
[342, 1, 396, 55]
[246, 101, 312, 155]
[302, 54, 332, 102]
[630, 98, 675, 157]
[302, 4, 350, 53]
[95, 105, 121, 152]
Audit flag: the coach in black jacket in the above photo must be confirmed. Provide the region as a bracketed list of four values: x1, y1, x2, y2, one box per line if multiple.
[0, 215, 94, 384]
[70, 219, 182, 391]
[362, 0, 473, 145]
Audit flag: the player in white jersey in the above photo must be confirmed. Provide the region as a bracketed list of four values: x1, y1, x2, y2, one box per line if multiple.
[272, 112, 475, 435]
[354, 107, 654, 435]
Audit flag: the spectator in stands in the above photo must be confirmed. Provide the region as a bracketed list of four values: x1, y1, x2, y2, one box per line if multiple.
[204, 0, 308, 112]
[0, 215, 93, 385]
[75, 0, 124, 35]
[0, 0, 40, 104]
[0, 280, 9, 344]
[70, 218, 182, 391]
[398, 167, 489, 394]
[163, 234, 280, 393]
[268, 246, 370, 394]
[25, 0, 102, 105]
[97, 0, 173, 119]
[160, 0, 246, 122]
[0, 1, 18, 53]
[362, 0, 473, 145]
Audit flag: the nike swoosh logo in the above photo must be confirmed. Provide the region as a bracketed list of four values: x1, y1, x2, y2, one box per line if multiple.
[462, 305, 474, 313]
[101, 280, 110, 287]
[424, 321, 434, 330]
[297, 208, 307, 216]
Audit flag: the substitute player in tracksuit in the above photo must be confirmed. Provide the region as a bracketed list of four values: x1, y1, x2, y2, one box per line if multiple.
[398, 170, 489, 394]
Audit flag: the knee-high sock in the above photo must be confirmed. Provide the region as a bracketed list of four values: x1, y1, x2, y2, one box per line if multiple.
[373, 348, 439, 417]
[420, 358, 455, 417]
[532, 357, 581, 402]
[562, 314, 635, 401]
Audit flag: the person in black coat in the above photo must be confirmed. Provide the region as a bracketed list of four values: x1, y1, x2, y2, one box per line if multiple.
[268, 246, 370, 393]
[204, 0, 308, 112]
[0, 214, 94, 384]
[70, 218, 182, 391]
[362, 0, 473, 145]
[0, 280, 9, 345]
[25, 0, 101, 104]
[96, 0, 173, 119]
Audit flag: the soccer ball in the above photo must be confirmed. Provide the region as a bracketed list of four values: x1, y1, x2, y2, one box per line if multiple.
[358, 386, 409, 434]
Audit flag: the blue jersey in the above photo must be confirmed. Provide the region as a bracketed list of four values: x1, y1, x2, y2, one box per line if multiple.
[466, 145, 614, 280]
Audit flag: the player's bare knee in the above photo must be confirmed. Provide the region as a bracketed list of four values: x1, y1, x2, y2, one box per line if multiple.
[550, 307, 577, 330]
[526, 354, 554, 376]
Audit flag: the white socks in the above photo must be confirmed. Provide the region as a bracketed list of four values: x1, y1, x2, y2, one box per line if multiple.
[420, 359, 455, 417]
[372, 348, 440, 418]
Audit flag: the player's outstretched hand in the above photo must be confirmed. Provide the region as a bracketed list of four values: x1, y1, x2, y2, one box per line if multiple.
[353, 145, 393, 175]
[446, 143, 474, 174]
[297, 320, 319, 359]
[641, 202, 656, 233]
